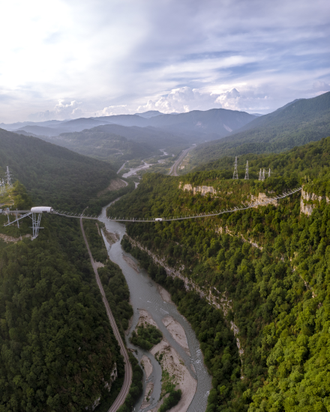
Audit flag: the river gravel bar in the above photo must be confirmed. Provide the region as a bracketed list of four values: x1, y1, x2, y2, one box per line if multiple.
[157, 285, 172, 303]
[150, 339, 197, 412]
[141, 355, 153, 378]
[162, 315, 190, 354]
[122, 254, 140, 272]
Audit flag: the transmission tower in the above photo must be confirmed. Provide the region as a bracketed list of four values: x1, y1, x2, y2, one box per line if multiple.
[5, 166, 12, 187]
[233, 156, 238, 179]
[244, 161, 249, 180]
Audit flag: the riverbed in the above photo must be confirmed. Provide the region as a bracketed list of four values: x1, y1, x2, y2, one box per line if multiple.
[98, 206, 212, 412]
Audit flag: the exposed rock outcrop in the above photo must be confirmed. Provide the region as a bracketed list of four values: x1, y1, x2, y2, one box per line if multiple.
[250, 192, 278, 207]
[179, 182, 217, 196]
[300, 188, 330, 216]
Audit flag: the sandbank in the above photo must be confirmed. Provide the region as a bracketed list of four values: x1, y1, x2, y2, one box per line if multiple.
[157, 284, 172, 303]
[137, 309, 158, 328]
[150, 339, 197, 412]
[122, 254, 140, 272]
[162, 315, 190, 354]
[141, 355, 153, 379]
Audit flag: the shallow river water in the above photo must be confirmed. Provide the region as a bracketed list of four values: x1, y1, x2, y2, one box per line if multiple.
[98, 206, 212, 412]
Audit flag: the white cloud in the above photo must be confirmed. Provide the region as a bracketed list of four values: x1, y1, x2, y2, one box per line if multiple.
[28, 100, 82, 121]
[93, 105, 129, 117]
[0, 0, 329, 122]
[313, 81, 330, 92]
[137, 87, 221, 113]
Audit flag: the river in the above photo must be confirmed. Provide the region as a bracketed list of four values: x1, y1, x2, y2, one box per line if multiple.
[98, 205, 212, 412]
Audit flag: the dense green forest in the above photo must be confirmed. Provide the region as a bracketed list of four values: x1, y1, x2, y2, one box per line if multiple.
[195, 136, 330, 185]
[0, 128, 117, 212]
[0, 180, 136, 411]
[190, 91, 330, 166]
[130, 323, 162, 351]
[109, 137, 330, 411]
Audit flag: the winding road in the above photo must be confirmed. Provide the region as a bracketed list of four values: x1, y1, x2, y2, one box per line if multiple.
[80, 217, 132, 412]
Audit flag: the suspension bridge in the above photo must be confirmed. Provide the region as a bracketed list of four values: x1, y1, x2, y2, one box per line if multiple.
[1, 187, 302, 239]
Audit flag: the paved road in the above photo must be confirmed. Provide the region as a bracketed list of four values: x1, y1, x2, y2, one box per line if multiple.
[169, 145, 195, 176]
[80, 217, 132, 412]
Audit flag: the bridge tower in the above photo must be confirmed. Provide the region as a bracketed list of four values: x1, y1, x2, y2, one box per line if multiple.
[233, 156, 239, 179]
[268, 168, 271, 178]
[244, 161, 249, 180]
[31, 213, 43, 240]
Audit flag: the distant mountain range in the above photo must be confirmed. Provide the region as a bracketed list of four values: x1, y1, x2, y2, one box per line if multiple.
[190, 91, 330, 166]
[0, 108, 256, 143]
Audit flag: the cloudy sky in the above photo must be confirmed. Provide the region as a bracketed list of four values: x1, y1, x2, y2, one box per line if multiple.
[0, 0, 329, 123]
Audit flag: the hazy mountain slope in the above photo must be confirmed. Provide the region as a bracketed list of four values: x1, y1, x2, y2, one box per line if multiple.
[0, 128, 116, 210]
[14, 130, 39, 138]
[147, 108, 255, 135]
[16, 125, 60, 137]
[35, 124, 189, 168]
[43, 129, 157, 165]
[136, 110, 163, 118]
[14, 118, 112, 137]
[99, 108, 256, 141]
[191, 91, 330, 165]
[92, 124, 187, 148]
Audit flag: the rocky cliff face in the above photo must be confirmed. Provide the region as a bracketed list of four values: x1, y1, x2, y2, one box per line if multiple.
[179, 182, 277, 207]
[250, 192, 278, 207]
[179, 182, 217, 196]
[300, 188, 330, 215]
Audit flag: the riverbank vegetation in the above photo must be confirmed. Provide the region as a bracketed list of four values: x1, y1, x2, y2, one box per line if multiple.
[130, 324, 162, 350]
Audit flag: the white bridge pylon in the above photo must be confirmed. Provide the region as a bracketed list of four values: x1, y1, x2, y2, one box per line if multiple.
[3, 207, 54, 240]
[2, 187, 302, 239]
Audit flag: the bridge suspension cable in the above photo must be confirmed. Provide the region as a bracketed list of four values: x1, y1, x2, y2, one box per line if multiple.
[1, 187, 302, 239]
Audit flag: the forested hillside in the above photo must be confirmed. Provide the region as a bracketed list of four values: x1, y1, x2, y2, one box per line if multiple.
[0, 164, 134, 410]
[195, 136, 330, 183]
[0, 128, 117, 211]
[190, 91, 330, 166]
[38, 124, 188, 169]
[0, 210, 133, 411]
[108, 138, 330, 411]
